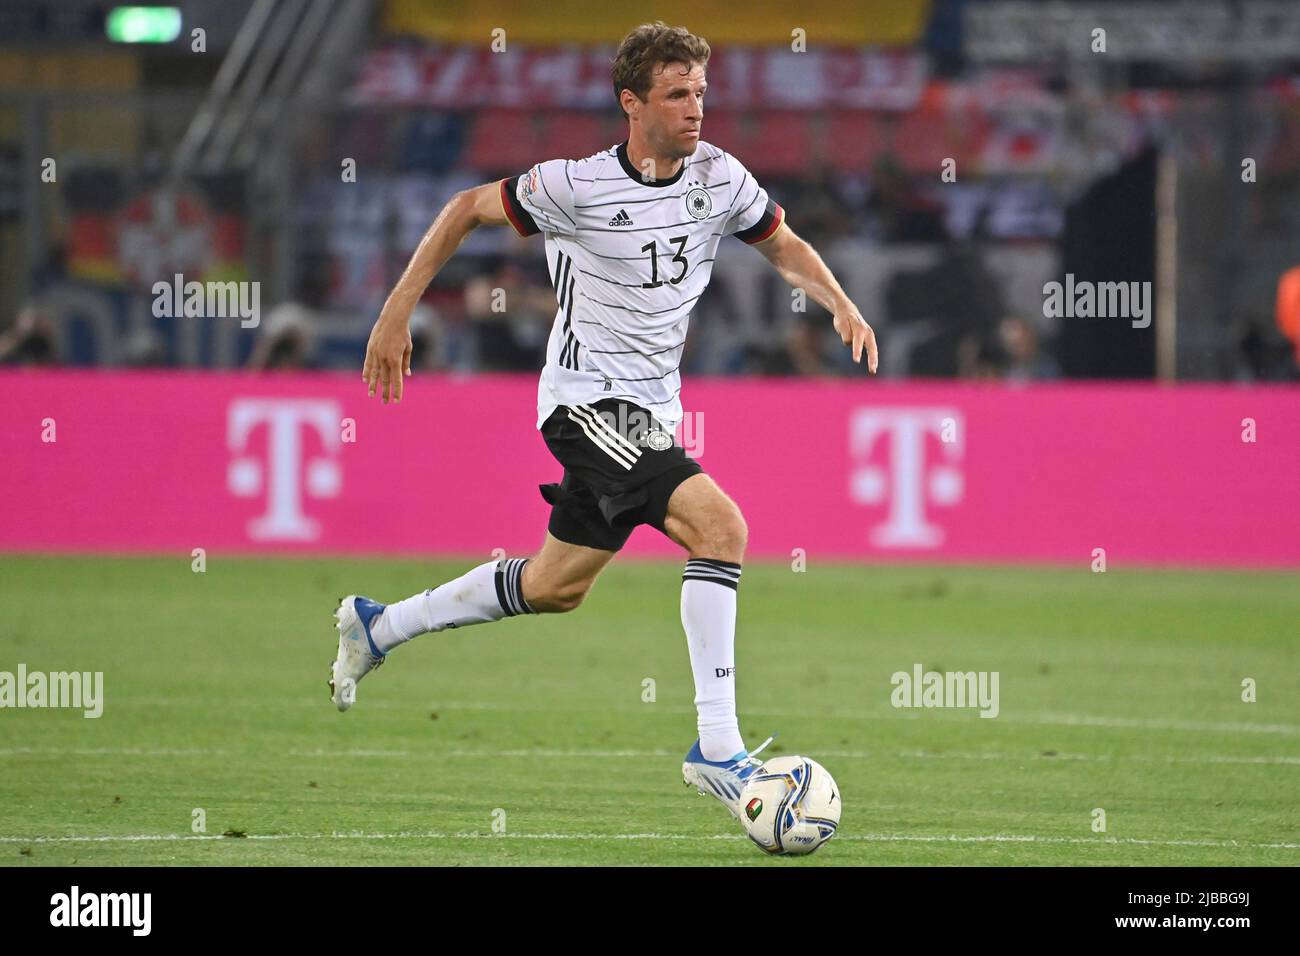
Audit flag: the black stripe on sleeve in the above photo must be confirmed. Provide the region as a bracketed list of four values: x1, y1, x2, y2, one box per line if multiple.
[502, 175, 540, 237]
[734, 198, 783, 244]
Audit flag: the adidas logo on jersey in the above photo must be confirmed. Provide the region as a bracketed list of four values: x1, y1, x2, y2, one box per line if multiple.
[608, 209, 634, 227]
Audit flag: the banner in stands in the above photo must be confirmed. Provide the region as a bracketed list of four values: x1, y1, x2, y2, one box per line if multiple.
[3, 371, 1296, 566]
[352, 44, 929, 111]
[380, 0, 931, 47]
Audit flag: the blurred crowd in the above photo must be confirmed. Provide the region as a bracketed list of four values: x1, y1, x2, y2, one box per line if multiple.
[6, 96, 1300, 382]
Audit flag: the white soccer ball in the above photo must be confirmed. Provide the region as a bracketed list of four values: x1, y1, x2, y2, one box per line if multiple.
[739, 755, 841, 856]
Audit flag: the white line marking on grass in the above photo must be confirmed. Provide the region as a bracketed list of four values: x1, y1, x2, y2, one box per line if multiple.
[885, 750, 1300, 767]
[287, 748, 412, 758]
[442, 748, 1300, 766]
[845, 834, 1300, 850]
[998, 713, 1300, 736]
[104, 698, 1300, 736]
[0, 747, 228, 757]
[2, 747, 1296, 766]
[446, 749, 677, 758]
[0, 832, 1294, 850]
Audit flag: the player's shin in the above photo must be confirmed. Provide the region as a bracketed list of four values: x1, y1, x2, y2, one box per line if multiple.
[369, 557, 536, 652]
[681, 558, 745, 761]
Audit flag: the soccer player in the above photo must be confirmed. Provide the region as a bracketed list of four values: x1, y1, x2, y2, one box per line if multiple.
[331, 22, 878, 821]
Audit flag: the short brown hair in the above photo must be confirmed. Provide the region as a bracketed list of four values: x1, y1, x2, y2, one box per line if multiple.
[611, 22, 711, 119]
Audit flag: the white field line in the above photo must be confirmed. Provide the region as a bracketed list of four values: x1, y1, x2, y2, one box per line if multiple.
[1, 746, 1296, 766]
[441, 749, 1300, 766]
[886, 749, 1300, 766]
[0, 831, 1294, 850]
[98, 697, 1300, 736]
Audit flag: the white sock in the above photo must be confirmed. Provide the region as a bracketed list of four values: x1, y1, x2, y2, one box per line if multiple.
[369, 558, 535, 653]
[681, 558, 745, 761]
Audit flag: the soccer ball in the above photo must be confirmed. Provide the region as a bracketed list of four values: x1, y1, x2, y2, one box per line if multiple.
[738, 755, 841, 855]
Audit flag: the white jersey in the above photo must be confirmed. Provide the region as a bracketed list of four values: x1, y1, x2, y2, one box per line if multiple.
[499, 140, 784, 431]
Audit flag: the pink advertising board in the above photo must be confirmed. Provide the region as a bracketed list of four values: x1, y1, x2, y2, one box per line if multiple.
[1, 370, 1296, 565]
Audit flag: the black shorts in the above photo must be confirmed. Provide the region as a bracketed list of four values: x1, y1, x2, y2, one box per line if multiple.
[538, 398, 704, 552]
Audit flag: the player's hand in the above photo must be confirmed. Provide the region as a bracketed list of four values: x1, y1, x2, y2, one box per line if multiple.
[832, 299, 878, 373]
[362, 315, 413, 404]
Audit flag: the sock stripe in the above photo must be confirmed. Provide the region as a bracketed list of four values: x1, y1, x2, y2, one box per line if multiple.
[495, 557, 536, 616]
[683, 566, 741, 580]
[684, 568, 741, 584]
[686, 557, 742, 571]
[494, 560, 515, 616]
[511, 560, 525, 615]
[683, 559, 742, 590]
[685, 558, 741, 575]
[682, 572, 739, 590]
[510, 558, 536, 614]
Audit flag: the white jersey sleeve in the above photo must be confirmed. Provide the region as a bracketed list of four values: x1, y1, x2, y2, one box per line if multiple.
[721, 152, 785, 244]
[500, 160, 577, 238]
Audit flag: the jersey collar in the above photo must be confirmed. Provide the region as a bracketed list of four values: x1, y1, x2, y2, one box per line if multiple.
[616, 141, 687, 188]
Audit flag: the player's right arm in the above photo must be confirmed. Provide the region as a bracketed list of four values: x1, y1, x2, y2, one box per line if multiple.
[362, 181, 513, 404]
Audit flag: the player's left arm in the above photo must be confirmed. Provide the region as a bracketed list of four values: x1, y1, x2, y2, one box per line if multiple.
[753, 222, 878, 373]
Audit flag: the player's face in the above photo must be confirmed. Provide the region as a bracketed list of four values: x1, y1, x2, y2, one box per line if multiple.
[641, 61, 706, 159]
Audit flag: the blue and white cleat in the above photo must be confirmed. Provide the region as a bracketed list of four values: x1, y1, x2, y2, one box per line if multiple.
[329, 595, 387, 712]
[682, 735, 776, 820]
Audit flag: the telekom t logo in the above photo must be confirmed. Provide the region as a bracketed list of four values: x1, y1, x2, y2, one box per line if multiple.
[849, 408, 964, 548]
[227, 399, 343, 540]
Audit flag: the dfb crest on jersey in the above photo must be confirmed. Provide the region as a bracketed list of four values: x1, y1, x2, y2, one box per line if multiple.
[686, 187, 712, 220]
[519, 166, 540, 202]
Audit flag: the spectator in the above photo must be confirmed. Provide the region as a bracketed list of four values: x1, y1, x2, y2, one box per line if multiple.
[463, 257, 553, 371]
[865, 155, 947, 243]
[408, 302, 447, 371]
[122, 327, 166, 367]
[998, 315, 1060, 381]
[1276, 266, 1300, 371]
[0, 305, 58, 366]
[247, 302, 317, 370]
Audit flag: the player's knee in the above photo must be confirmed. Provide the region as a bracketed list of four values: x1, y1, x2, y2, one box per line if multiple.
[532, 580, 591, 613]
[701, 511, 747, 562]
[725, 515, 749, 559]
[553, 583, 590, 612]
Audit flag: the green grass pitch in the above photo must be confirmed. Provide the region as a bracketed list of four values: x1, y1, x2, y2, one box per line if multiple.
[0, 554, 1296, 866]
